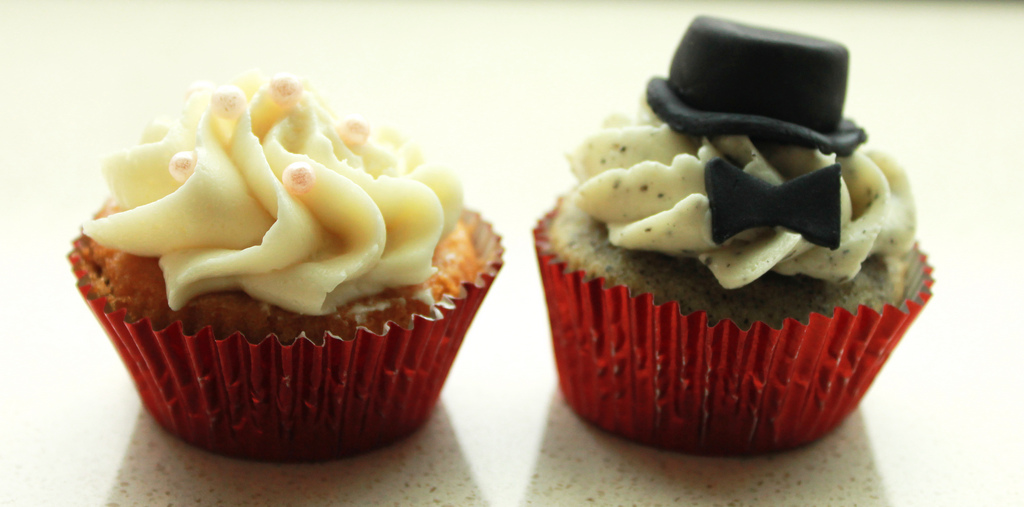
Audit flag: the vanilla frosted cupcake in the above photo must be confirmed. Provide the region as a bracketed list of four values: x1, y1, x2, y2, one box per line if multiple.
[71, 71, 502, 461]
[536, 17, 931, 454]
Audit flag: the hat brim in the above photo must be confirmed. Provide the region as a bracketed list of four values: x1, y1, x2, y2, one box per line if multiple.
[647, 78, 867, 156]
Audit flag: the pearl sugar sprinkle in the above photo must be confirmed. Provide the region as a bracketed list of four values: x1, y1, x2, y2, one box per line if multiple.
[211, 85, 247, 120]
[169, 151, 197, 183]
[337, 114, 370, 146]
[283, 162, 316, 195]
[269, 73, 303, 108]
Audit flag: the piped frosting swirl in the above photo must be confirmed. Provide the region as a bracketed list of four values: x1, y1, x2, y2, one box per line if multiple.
[569, 104, 915, 289]
[84, 71, 463, 315]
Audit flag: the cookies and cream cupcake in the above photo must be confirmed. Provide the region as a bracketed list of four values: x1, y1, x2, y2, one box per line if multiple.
[71, 71, 502, 461]
[536, 17, 932, 454]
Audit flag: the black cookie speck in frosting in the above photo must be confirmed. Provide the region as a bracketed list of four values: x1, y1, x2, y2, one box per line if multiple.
[647, 16, 867, 156]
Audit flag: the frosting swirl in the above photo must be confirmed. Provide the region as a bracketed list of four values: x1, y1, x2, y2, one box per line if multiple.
[569, 105, 915, 288]
[84, 71, 463, 315]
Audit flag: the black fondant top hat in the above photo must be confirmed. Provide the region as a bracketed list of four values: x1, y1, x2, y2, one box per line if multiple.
[647, 16, 867, 156]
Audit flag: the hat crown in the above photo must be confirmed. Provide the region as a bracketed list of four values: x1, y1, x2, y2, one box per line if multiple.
[668, 16, 850, 133]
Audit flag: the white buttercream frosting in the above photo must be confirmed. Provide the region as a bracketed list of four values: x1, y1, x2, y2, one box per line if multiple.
[569, 104, 916, 289]
[84, 71, 463, 315]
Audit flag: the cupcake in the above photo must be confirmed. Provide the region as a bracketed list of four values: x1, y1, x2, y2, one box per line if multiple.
[70, 71, 502, 461]
[536, 17, 932, 455]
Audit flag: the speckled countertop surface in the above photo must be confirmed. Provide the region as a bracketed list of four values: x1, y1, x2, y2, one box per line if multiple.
[2, 1, 1022, 505]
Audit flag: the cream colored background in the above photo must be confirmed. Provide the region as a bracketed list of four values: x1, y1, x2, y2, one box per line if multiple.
[1, 1, 1022, 505]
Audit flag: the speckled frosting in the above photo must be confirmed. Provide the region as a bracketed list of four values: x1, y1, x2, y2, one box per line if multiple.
[548, 198, 907, 328]
[568, 103, 916, 289]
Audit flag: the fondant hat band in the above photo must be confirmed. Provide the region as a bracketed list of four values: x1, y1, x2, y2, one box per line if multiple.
[648, 16, 867, 156]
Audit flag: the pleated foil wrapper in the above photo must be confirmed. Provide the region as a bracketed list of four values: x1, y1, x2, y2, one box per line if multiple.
[71, 211, 502, 461]
[535, 208, 932, 455]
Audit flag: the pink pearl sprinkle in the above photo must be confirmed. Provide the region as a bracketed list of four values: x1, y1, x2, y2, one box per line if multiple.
[269, 73, 303, 107]
[337, 114, 370, 146]
[169, 151, 197, 183]
[211, 85, 247, 119]
[283, 162, 316, 194]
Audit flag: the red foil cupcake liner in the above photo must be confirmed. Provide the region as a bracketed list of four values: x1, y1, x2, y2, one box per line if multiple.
[535, 208, 932, 455]
[71, 211, 502, 461]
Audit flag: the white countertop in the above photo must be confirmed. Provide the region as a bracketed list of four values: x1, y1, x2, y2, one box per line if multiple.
[1, 1, 1022, 505]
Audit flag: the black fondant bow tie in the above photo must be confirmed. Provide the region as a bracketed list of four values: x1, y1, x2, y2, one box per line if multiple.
[705, 157, 841, 249]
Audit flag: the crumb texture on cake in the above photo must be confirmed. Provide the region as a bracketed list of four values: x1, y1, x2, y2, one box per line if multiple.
[547, 199, 908, 329]
[74, 217, 482, 344]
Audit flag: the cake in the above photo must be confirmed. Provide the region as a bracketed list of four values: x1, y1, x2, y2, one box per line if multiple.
[536, 16, 932, 454]
[70, 71, 502, 461]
